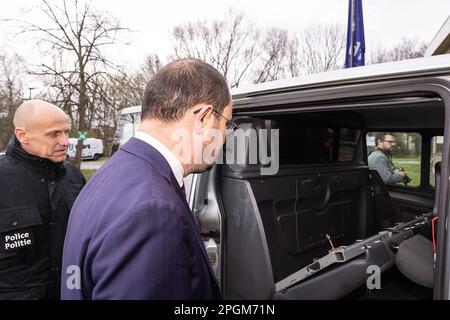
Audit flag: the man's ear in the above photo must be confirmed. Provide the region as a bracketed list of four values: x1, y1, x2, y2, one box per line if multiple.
[193, 104, 214, 134]
[15, 127, 28, 144]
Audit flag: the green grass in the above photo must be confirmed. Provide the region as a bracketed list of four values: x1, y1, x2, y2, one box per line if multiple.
[81, 169, 97, 181]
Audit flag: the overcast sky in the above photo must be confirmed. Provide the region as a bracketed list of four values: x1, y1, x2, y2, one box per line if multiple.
[1, 0, 449, 69]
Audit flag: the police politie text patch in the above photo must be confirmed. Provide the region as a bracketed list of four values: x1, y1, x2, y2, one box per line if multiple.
[0, 229, 34, 253]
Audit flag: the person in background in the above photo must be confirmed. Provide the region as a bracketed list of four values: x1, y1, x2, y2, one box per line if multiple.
[368, 132, 408, 184]
[0, 100, 85, 299]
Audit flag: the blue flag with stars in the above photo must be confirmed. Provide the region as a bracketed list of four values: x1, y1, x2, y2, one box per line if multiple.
[345, 0, 365, 68]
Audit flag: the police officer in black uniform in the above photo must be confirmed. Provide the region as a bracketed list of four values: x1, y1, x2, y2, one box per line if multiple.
[0, 100, 85, 299]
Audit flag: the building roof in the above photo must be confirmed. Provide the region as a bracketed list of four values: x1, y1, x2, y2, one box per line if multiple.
[425, 15, 450, 56]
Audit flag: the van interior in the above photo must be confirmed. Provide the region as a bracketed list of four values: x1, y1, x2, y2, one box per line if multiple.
[213, 93, 444, 300]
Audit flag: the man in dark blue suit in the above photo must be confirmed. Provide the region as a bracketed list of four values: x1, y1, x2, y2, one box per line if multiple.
[61, 59, 232, 299]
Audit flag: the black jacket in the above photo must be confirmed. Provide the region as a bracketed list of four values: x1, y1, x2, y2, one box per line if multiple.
[0, 137, 85, 299]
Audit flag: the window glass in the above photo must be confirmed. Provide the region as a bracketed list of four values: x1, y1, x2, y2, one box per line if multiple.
[339, 128, 361, 161]
[277, 118, 361, 165]
[367, 132, 421, 187]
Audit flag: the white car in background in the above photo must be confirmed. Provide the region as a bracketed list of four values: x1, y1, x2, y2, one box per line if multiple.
[67, 138, 104, 161]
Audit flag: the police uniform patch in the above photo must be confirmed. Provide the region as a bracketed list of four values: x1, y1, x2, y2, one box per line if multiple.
[0, 229, 34, 253]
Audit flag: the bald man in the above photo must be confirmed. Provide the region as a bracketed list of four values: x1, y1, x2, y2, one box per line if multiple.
[0, 100, 85, 300]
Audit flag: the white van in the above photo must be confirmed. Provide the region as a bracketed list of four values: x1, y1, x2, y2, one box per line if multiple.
[68, 138, 104, 161]
[110, 105, 141, 156]
[111, 55, 450, 300]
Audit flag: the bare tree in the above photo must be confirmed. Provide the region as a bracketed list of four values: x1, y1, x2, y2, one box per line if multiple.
[286, 36, 302, 78]
[299, 23, 346, 74]
[171, 9, 259, 88]
[369, 38, 427, 64]
[10, 0, 128, 167]
[83, 54, 162, 153]
[253, 28, 289, 84]
[124, 54, 162, 104]
[0, 53, 25, 150]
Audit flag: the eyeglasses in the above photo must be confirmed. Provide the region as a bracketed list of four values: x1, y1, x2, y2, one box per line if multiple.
[193, 108, 237, 135]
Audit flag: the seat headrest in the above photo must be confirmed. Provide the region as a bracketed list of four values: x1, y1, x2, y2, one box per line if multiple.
[435, 161, 441, 174]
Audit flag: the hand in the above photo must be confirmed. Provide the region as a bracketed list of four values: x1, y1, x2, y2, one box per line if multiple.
[398, 170, 412, 184]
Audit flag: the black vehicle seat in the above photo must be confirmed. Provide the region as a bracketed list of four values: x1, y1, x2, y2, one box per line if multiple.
[367, 169, 400, 230]
[395, 161, 441, 288]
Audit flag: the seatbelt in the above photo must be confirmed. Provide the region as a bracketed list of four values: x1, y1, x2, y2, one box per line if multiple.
[432, 217, 438, 265]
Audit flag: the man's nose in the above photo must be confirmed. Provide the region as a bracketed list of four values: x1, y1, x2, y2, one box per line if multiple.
[60, 134, 69, 147]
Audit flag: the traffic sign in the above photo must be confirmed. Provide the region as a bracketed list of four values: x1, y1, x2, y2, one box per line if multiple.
[77, 131, 88, 142]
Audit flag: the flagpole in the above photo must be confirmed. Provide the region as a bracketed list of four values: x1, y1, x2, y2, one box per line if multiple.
[350, 0, 356, 67]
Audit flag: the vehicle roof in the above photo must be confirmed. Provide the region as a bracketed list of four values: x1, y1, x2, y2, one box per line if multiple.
[231, 54, 450, 100]
[119, 105, 142, 115]
[116, 55, 450, 113]
[68, 138, 101, 142]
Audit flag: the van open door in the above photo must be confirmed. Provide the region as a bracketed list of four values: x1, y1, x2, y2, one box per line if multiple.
[432, 78, 450, 300]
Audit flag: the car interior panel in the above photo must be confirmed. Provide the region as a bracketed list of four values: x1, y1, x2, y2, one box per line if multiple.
[219, 101, 444, 299]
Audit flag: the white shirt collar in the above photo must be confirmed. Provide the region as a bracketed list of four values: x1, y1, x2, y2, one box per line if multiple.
[134, 131, 185, 187]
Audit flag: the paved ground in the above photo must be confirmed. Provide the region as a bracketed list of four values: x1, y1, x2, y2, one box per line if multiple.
[396, 160, 420, 164]
[80, 159, 107, 170]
